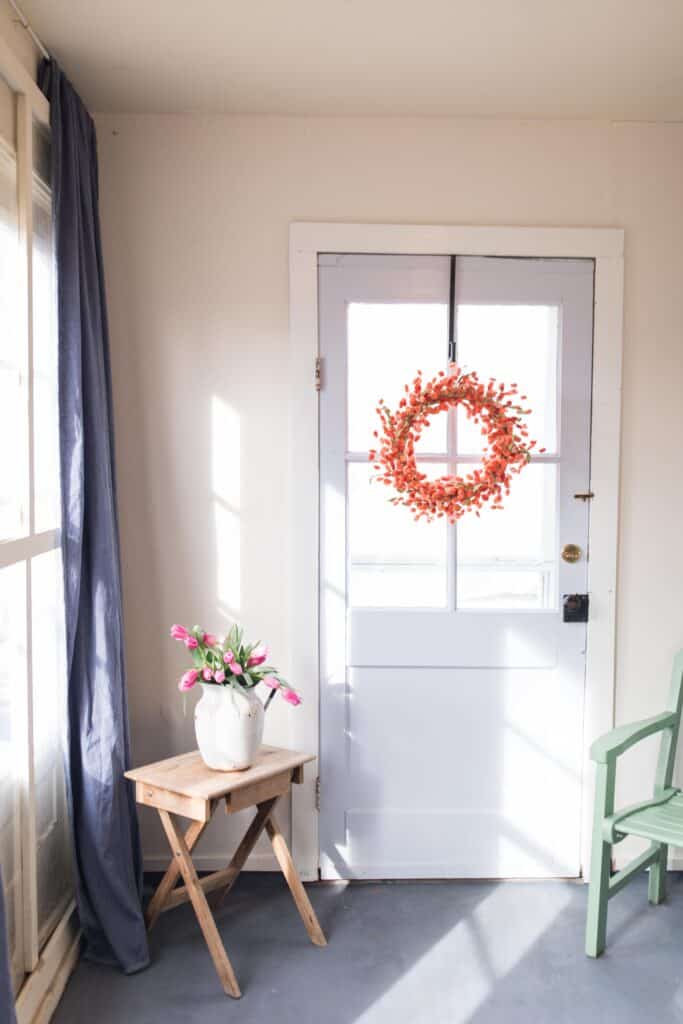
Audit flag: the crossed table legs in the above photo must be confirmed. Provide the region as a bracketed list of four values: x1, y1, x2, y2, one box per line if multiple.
[145, 795, 326, 997]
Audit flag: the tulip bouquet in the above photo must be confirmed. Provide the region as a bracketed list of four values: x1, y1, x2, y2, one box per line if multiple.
[170, 623, 301, 710]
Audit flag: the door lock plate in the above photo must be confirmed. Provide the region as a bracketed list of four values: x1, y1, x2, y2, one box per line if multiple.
[563, 593, 589, 623]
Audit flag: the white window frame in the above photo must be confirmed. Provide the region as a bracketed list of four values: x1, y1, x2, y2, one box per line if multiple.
[0, 36, 79, 1024]
[288, 222, 624, 883]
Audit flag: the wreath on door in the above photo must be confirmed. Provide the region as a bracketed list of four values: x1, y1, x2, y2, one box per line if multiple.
[369, 363, 542, 522]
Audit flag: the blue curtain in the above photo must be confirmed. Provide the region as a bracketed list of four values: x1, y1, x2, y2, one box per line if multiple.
[0, 868, 16, 1024]
[38, 58, 149, 974]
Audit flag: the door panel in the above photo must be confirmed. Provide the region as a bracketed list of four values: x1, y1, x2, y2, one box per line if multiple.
[319, 253, 594, 879]
[348, 612, 560, 668]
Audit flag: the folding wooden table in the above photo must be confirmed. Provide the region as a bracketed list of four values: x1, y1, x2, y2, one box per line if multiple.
[125, 745, 326, 997]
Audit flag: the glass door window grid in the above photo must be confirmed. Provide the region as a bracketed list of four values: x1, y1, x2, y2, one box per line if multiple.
[345, 284, 562, 612]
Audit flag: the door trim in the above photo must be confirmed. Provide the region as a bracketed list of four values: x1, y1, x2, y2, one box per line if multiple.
[288, 223, 624, 882]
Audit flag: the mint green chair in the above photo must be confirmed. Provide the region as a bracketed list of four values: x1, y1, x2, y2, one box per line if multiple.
[586, 650, 683, 957]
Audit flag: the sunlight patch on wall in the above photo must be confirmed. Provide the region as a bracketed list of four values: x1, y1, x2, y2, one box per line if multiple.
[211, 395, 241, 619]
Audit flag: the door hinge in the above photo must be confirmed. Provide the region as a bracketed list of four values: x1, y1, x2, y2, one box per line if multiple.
[315, 357, 322, 392]
[315, 776, 321, 812]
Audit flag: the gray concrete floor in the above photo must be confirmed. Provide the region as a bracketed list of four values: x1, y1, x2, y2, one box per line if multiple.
[53, 873, 683, 1023]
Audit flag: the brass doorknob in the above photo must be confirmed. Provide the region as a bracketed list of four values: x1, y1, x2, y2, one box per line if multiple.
[562, 543, 582, 564]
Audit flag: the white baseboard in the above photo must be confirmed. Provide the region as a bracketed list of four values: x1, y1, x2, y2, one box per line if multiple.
[149, 855, 683, 877]
[143, 851, 279, 873]
[30, 934, 80, 1024]
[16, 903, 80, 1024]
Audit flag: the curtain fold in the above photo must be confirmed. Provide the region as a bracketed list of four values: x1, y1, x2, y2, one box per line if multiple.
[38, 58, 149, 974]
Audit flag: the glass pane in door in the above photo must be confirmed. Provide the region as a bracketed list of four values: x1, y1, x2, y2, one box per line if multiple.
[456, 463, 558, 609]
[456, 304, 559, 455]
[348, 462, 448, 607]
[347, 302, 448, 454]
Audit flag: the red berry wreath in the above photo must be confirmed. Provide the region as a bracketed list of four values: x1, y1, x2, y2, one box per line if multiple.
[368, 364, 543, 522]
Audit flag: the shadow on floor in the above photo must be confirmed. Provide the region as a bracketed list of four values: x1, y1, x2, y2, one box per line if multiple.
[52, 873, 683, 1024]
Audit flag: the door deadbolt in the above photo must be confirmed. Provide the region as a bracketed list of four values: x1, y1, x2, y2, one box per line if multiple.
[561, 543, 582, 564]
[563, 593, 589, 622]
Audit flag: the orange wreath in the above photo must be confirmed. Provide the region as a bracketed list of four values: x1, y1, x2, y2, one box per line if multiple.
[369, 364, 543, 522]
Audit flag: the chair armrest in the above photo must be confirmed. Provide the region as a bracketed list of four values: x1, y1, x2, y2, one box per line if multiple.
[590, 712, 677, 763]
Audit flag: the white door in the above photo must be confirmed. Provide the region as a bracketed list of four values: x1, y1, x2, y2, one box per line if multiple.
[319, 253, 594, 880]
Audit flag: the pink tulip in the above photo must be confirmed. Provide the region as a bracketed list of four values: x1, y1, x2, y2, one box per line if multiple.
[281, 688, 302, 706]
[170, 624, 189, 641]
[184, 636, 199, 649]
[223, 650, 235, 664]
[178, 669, 199, 691]
[247, 644, 269, 668]
[203, 632, 218, 647]
[230, 662, 243, 675]
[262, 675, 280, 689]
[214, 669, 226, 683]
[202, 667, 213, 681]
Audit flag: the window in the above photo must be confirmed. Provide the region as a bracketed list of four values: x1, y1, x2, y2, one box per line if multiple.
[0, 71, 71, 1001]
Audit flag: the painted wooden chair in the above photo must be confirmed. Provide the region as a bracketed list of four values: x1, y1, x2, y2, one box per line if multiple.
[586, 650, 683, 957]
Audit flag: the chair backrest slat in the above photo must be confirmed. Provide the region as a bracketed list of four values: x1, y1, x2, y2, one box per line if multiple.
[654, 650, 683, 794]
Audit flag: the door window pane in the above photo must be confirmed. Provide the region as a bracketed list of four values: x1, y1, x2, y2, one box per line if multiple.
[348, 461, 448, 607]
[456, 305, 559, 455]
[457, 463, 557, 609]
[31, 549, 71, 944]
[347, 303, 448, 455]
[0, 144, 28, 540]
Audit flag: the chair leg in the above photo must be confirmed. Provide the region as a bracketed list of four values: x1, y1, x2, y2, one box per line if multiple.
[648, 843, 668, 905]
[586, 838, 612, 957]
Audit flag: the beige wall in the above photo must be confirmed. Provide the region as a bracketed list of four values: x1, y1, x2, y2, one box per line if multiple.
[94, 113, 683, 869]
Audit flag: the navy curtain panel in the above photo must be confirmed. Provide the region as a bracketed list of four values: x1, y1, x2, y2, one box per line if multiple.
[38, 59, 149, 974]
[0, 868, 16, 1024]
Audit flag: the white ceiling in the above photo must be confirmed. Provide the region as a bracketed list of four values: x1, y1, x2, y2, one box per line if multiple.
[20, 0, 683, 119]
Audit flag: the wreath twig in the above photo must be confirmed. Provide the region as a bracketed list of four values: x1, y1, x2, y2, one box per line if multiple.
[368, 364, 543, 522]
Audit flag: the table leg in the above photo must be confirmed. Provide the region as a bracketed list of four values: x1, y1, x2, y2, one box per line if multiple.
[158, 809, 242, 998]
[145, 817, 207, 930]
[214, 796, 280, 908]
[265, 812, 327, 947]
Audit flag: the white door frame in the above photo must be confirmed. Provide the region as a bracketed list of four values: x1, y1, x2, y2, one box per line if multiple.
[288, 222, 624, 883]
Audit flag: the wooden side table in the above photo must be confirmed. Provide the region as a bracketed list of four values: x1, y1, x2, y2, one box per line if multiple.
[125, 745, 326, 998]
